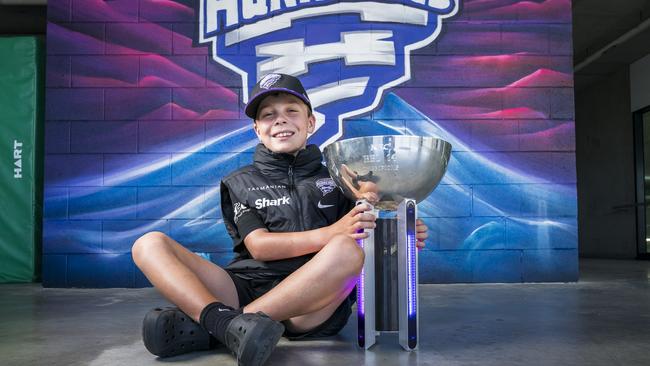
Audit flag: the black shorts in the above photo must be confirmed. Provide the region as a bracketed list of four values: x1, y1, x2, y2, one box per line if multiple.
[224, 269, 354, 340]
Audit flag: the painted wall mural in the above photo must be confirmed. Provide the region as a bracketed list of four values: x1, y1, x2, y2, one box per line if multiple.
[44, 0, 577, 287]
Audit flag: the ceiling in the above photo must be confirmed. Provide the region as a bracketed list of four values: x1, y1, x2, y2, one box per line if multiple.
[0, 0, 649, 91]
[573, 0, 650, 90]
[0, 5, 45, 34]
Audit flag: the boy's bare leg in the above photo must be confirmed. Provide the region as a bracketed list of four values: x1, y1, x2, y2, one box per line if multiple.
[133, 231, 364, 333]
[134, 231, 286, 365]
[132, 231, 239, 321]
[244, 234, 364, 333]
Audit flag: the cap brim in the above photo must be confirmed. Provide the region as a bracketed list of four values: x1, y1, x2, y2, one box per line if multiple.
[245, 88, 312, 119]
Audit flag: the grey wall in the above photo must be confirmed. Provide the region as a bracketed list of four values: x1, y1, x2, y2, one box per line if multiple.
[576, 67, 638, 258]
[631, 54, 650, 112]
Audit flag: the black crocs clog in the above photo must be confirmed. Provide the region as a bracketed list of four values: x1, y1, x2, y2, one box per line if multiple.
[224, 312, 285, 366]
[142, 306, 215, 358]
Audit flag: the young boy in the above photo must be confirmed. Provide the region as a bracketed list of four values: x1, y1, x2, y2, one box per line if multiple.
[132, 73, 428, 366]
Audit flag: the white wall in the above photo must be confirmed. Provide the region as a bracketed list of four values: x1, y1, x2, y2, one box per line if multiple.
[631, 53, 650, 112]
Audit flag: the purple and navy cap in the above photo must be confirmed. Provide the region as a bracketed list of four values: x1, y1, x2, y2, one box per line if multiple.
[245, 73, 312, 119]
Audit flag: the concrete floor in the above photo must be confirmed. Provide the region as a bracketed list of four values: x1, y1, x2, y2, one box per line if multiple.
[1, 259, 650, 366]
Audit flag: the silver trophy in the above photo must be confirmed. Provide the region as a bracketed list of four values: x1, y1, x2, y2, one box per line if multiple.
[323, 135, 452, 351]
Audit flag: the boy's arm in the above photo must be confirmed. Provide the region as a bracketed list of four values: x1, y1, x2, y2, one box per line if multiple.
[243, 203, 376, 261]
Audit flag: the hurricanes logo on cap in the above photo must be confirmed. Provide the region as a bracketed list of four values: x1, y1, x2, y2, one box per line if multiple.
[198, 0, 459, 147]
[259, 73, 282, 89]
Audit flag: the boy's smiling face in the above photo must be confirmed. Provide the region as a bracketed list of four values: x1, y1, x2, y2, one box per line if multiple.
[254, 92, 315, 155]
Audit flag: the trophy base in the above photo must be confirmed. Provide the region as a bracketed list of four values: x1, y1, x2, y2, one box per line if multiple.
[356, 199, 419, 351]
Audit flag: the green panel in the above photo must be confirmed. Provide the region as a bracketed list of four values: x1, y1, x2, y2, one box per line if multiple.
[0, 37, 44, 283]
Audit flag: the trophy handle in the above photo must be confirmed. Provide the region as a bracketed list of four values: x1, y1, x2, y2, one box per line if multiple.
[398, 198, 418, 351]
[355, 199, 377, 349]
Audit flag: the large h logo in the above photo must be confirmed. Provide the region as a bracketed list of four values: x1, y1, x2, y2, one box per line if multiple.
[199, 0, 459, 147]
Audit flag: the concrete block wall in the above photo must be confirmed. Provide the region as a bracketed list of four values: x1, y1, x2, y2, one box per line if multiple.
[43, 0, 577, 287]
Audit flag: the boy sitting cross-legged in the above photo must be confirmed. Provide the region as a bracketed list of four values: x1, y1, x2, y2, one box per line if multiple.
[132, 73, 428, 366]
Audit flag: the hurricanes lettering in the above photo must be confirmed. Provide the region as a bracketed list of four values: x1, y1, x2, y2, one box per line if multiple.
[205, 0, 326, 33]
[203, 0, 451, 33]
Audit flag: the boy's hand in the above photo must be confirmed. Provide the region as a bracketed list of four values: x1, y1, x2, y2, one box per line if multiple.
[358, 191, 379, 205]
[329, 202, 377, 240]
[416, 218, 428, 250]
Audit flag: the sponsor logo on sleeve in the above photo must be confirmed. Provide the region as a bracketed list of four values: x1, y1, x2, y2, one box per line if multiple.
[233, 202, 250, 223]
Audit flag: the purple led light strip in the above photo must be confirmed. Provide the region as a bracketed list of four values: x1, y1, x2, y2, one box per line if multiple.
[408, 233, 417, 317]
[357, 238, 365, 317]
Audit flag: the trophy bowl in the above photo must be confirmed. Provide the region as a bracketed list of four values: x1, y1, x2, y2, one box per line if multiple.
[323, 135, 452, 210]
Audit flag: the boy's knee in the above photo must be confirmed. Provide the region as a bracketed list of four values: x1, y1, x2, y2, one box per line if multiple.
[327, 234, 364, 274]
[132, 231, 169, 263]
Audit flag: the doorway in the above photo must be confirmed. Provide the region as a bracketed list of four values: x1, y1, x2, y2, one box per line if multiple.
[634, 106, 650, 259]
